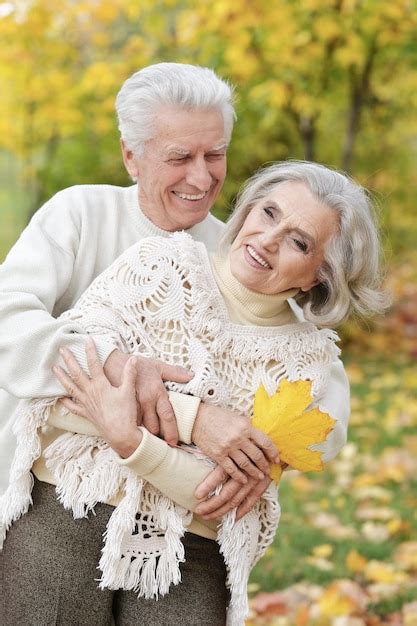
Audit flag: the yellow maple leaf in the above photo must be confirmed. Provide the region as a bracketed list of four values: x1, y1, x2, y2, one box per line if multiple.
[346, 549, 368, 573]
[252, 379, 336, 483]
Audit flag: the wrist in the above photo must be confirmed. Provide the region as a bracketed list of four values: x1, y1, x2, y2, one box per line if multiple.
[192, 402, 211, 443]
[114, 428, 143, 459]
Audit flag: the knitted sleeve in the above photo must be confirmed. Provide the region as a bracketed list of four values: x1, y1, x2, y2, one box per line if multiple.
[118, 428, 213, 512]
[0, 193, 117, 399]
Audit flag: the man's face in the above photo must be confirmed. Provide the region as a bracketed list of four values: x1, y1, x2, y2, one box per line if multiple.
[122, 107, 228, 232]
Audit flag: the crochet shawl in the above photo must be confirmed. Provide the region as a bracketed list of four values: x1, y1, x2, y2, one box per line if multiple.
[0, 233, 340, 625]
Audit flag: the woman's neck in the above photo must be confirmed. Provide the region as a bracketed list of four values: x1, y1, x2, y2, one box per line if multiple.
[211, 252, 299, 327]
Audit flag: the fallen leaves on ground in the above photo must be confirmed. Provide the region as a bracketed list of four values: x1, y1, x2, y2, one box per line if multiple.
[248, 255, 417, 625]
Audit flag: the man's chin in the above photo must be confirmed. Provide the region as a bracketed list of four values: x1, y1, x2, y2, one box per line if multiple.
[169, 202, 212, 229]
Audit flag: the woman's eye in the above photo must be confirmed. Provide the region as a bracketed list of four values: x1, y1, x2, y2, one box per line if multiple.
[293, 238, 308, 253]
[263, 207, 274, 218]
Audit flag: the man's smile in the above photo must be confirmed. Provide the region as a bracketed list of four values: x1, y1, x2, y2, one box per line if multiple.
[172, 190, 209, 201]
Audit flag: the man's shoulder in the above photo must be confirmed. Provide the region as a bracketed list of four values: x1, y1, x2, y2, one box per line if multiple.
[36, 183, 133, 215]
[32, 184, 137, 229]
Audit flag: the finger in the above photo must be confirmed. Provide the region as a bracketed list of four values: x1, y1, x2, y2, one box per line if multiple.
[235, 478, 271, 521]
[218, 457, 248, 484]
[195, 479, 244, 516]
[240, 440, 271, 474]
[53, 365, 83, 399]
[156, 395, 179, 446]
[60, 396, 88, 418]
[229, 449, 265, 481]
[59, 347, 90, 389]
[141, 411, 160, 436]
[194, 466, 228, 500]
[250, 427, 280, 463]
[121, 357, 138, 392]
[85, 338, 107, 379]
[197, 481, 254, 519]
[158, 361, 194, 383]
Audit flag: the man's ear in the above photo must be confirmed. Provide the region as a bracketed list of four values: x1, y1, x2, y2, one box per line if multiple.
[120, 139, 139, 179]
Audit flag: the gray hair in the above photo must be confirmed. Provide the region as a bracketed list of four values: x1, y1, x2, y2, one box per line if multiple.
[221, 160, 388, 328]
[115, 62, 236, 156]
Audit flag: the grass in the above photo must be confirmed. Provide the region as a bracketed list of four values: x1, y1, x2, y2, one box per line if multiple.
[250, 355, 417, 606]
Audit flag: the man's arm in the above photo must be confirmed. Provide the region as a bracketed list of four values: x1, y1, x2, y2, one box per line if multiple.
[0, 199, 116, 399]
[53, 343, 272, 518]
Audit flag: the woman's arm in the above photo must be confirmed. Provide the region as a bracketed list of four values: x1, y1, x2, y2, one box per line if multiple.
[53, 341, 271, 519]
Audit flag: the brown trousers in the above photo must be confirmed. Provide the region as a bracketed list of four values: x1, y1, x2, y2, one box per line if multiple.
[0, 477, 228, 626]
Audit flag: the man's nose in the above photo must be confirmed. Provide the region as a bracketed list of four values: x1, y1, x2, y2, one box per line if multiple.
[186, 158, 212, 191]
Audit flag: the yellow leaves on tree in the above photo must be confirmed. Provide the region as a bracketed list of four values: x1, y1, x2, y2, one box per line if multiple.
[252, 379, 335, 484]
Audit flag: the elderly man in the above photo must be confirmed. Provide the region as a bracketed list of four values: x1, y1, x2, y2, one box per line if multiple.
[0, 62, 349, 515]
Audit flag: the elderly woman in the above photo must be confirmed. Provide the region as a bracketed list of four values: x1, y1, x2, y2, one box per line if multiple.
[1, 161, 386, 625]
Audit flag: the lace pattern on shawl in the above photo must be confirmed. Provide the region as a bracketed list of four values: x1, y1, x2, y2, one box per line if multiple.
[0, 232, 340, 625]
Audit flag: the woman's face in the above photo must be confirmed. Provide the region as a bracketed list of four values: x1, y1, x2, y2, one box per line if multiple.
[229, 181, 339, 295]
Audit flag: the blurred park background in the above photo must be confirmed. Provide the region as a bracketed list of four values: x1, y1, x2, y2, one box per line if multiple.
[1, 1, 417, 624]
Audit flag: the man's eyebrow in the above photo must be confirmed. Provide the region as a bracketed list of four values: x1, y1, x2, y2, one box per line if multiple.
[208, 143, 228, 152]
[165, 143, 228, 156]
[165, 147, 190, 156]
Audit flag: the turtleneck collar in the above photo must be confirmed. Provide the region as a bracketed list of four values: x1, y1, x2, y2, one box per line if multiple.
[211, 253, 299, 327]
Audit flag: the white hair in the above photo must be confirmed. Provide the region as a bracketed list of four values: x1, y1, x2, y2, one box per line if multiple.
[221, 161, 389, 328]
[115, 62, 236, 156]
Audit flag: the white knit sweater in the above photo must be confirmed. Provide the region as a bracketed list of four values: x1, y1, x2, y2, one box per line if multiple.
[0, 183, 224, 493]
[1, 233, 343, 625]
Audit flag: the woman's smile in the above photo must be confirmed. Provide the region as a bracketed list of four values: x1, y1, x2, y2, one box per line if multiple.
[244, 244, 272, 270]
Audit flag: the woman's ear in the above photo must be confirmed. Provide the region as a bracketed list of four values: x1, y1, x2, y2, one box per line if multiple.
[120, 140, 139, 179]
[300, 277, 320, 292]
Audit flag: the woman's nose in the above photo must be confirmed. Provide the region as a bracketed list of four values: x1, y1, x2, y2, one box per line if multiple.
[259, 229, 281, 251]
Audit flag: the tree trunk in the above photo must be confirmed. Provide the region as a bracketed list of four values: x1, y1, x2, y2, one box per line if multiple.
[299, 115, 316, 161]
[342, 40, 377, 173]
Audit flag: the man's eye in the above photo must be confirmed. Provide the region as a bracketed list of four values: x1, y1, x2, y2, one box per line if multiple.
[293, 238, 308, 253]
[206, 153, 225, 160]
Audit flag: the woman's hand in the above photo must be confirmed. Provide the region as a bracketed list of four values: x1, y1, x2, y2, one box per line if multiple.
[53, 339, 142, 458]
[192, 403, 279, 484]
[193, 465, 272, 521]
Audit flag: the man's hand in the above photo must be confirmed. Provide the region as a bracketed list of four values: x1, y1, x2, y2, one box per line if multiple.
[194, 466, 272, 521]
[191, 403, 279, 484]
[103, 349, 193, 446]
